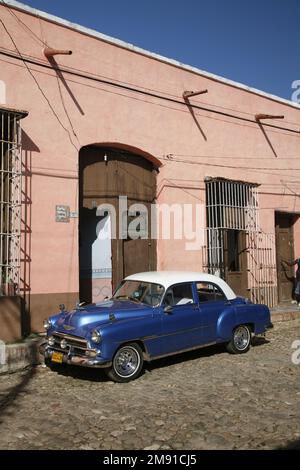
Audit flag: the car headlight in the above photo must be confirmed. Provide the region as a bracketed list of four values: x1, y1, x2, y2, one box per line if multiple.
[43, 318, 52, 330]
[60, 339, 68, 349]
[91, 329, 101, 343]
[48, 336, 55, 346]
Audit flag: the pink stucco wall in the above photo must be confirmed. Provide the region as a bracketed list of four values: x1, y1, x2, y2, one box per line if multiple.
[0, 3, 300, 328]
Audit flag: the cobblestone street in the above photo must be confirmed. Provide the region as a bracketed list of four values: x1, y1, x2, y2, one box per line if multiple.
[0, 319, 300, 450]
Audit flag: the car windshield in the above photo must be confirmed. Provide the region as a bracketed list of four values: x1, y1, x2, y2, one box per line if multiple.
[113, 280, 165, 307]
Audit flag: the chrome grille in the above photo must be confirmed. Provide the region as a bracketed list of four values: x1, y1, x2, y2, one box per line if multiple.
[52, 332, 88, 348]
[50, 332, 89, 356]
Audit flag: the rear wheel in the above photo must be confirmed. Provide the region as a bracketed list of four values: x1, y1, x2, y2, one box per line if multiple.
[226, 325, 251, 354]
[105, 343, 144, 383]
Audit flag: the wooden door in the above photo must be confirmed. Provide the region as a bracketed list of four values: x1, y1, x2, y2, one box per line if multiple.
[275, 213, 294, 303]
[79, 147, 157, 302]
[224, 230, 249, 298]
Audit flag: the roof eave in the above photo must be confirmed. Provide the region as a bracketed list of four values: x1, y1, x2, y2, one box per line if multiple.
[0, 104, 28, 119]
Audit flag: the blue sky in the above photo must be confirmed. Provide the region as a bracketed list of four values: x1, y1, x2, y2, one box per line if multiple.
[9, 0, 300, 100]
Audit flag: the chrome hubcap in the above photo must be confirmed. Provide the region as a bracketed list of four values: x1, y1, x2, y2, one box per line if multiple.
[233, 326, 250, 350]
[114, 346, 140, 378]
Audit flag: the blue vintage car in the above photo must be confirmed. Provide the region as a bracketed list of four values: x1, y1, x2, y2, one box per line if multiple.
[40, 271, 273, 382]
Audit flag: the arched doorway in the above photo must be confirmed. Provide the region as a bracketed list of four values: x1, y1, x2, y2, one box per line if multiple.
[79, 145, 158, 303]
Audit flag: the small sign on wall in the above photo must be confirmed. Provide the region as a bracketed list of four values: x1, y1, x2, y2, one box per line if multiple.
[56, 205, 70, 223]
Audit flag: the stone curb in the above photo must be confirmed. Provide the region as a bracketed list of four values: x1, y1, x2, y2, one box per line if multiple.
[271, 310, 300, 323]
[0, 337, 43, 375]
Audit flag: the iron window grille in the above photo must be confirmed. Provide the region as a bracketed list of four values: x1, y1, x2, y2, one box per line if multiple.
[204, 177, 277, 307]
[205, 177, 259, 232]
[0, 108, 26, 296]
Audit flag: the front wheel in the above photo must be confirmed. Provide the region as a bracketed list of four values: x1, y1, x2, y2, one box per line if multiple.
[226, 325, 251, 354]
[105, 343, 144, 383]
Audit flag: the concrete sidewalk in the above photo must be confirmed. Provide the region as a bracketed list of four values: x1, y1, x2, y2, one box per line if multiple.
[271, 305, 300, 323]
[0, 336, 43, 375]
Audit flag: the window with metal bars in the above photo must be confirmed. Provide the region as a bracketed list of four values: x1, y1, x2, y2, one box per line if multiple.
[205, 177, 259, 231]
[204, 177, 260, 278]
[0, 109, 25, 296]
[204, 178, 277, 307]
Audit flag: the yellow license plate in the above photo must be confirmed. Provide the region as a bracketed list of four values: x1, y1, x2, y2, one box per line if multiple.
[51, 351, 63, 363]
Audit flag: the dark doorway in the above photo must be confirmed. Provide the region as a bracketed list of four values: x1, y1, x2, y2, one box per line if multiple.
[224, 229, 248, 299]
[79, 146, 157, 303]
[275, 212, 295, 304]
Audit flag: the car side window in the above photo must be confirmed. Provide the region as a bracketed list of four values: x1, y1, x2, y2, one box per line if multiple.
[196, 282, 226, 303]
[164, 283, 194, 307]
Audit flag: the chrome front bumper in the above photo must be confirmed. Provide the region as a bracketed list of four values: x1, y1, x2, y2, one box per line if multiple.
[39, 342, 111, 369]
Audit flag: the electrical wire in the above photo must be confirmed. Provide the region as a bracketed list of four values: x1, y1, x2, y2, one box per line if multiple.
[0, 46, 299, 136]
[1, 51, 298, 143]
[160, 156, 300, 170]
[0, 19, 79, 152]
[1, 6, 300, 195]
[2, 1, 48, 47]
[2, 0, 300, 129]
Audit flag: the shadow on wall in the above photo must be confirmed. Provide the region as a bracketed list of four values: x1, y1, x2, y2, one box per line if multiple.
[47, 56, 84, 116]
[256, 120, 279, 158]
[20, 129, 40, 337]
[183, 95, 207, 141]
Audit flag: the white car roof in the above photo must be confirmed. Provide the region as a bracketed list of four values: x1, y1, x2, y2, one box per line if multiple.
[125, 271, 237, 300]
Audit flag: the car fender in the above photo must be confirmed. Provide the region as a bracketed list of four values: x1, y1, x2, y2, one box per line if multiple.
[234, 303, 271, 334]
[216, 306, 238, 341]
[217, 302, 271, 340]
[97, 313, 161, 360]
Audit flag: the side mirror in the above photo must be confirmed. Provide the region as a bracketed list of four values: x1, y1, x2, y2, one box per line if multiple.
[164, 305, 173, 314]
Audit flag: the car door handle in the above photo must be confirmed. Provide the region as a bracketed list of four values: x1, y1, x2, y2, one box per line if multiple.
[164, 306, 173, 314]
